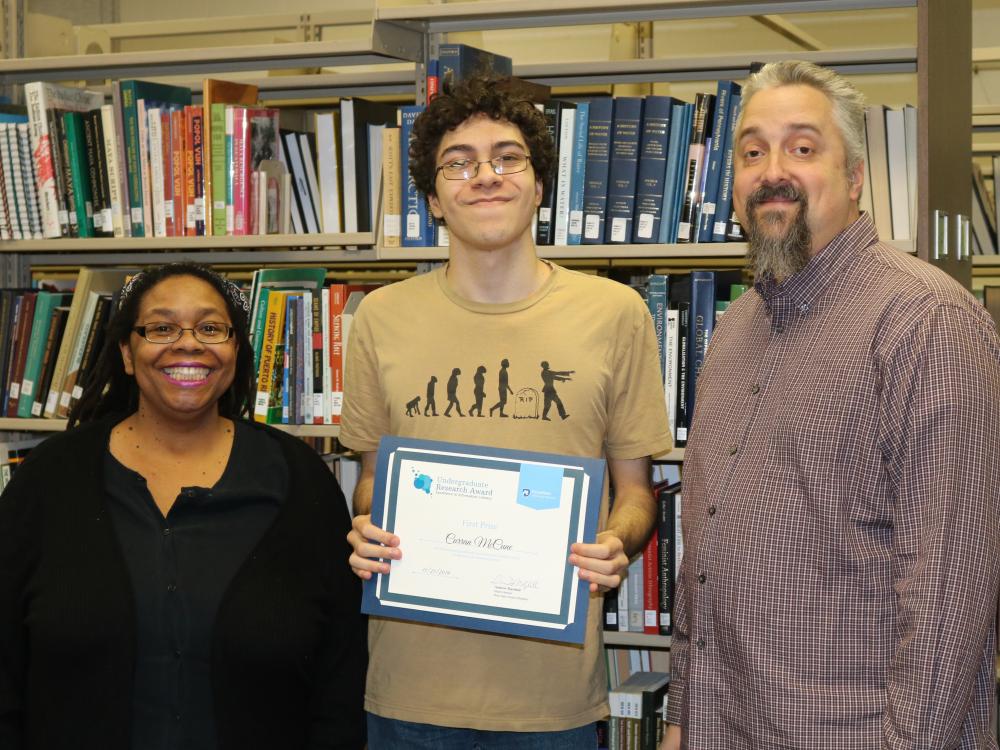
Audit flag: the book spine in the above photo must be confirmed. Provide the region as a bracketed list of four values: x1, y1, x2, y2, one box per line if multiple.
[62, 112, 94, 238]
[382, 126, 401, 247]
[674, 298, 690, 446]
[535, 101, 562, 245]
[328, 284, 346, 423]
[281, 295, 295, 423]
[32, 307, 66, 417]
[46, 108, 73, 237]
[184, 106, 196, 236]
[567, 101, 589, 245]
[146, 109, 166, 237]
[400, 106, 432, 247]
[110, 82, 132, 236]
[320, 288, 331, 424]
[100, 105, 125, 237]
[604, 97, 644, 244]
[57, 291, 98, 417]
[85, 110, 113, 238]
[17, 292, 53, 417]
[137, 99, 154, 235]
[7, 293, 36, 417]
[553, 103, 576, 245]
[191, 106, 205, 235]
[254, 291, 285, 423]
[583, 96, 614, 245]
[120, 83, 145, 237]
[712, 92, 742, 242]
[210, 103, 228, 236]
[696, 82, 735, 242]
[17, 124, 43, 239]
[642, 528, 659, 635]
[657, 487, 676, 636]
[0, 156, 9, 240]
[232, 108, 249, 235]
[677, 92, 715, 243]
[311, 290, 324, 424]
[0, 126, 22, 240]
[4, 296, 26, 415]
[632, 96, 673, 243]
[686, 271, 716, 428]
[159, 110, 174, 237]
[226, 106, 235, 234]
[170, 108, 185, 237]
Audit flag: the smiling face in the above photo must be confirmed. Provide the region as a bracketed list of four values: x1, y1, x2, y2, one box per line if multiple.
[119, 274, 237, 424]
[427, 114, 543, 254]
[733, 84, 864, 277]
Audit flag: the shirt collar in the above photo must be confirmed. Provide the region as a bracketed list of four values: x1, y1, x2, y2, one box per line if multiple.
[754, 212, 878, 317]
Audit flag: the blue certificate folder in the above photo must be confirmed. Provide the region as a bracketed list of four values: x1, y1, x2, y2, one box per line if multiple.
[362, 436, 606, 644]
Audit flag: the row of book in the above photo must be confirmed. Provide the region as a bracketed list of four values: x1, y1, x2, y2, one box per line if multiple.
[387, 95, 919, 250]
[599, 671, 670, 750]
[972, 157, 1000, 254]
[604, 480, 683, 638]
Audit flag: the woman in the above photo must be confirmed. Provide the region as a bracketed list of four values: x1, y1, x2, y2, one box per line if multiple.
[0, 263, 365, 750]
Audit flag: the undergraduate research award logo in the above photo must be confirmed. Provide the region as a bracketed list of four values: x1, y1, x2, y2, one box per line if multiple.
[410, 468, 433, 494]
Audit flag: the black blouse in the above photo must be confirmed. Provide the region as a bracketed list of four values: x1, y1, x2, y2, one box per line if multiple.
[104, 421, 288, 750]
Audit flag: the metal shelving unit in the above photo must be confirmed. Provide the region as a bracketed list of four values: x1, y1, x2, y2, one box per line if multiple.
[604, 632, 672, 648]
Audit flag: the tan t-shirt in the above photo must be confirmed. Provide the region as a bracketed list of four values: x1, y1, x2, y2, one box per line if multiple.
[340, 263, 672, 731]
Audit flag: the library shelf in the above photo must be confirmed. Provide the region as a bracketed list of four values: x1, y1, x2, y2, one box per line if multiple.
[604, 631, 672, 648]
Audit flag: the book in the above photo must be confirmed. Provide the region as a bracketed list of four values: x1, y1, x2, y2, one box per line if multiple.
[567, 101, 589, 245]
[254, 290, 288, 423]
[605, 96, 644, 244]
[582, 96, 614, 245]
[31, 306, 69, 418]
[190, 106, 206, 235]
[45, 108, 73, 237]
[67, 294, 113, 413]
[298, 132, 324, 235]
[7, 292, 37, 417]
[381, 125, 402, 247]
[608, 671, 670, 750]
[108, 82, 132, 237]
[328, 283, 347, 423]
[656, 481, 681, 636]
[400, 105, 434, 247]
[315, 111, 342, 233]
[169, 108, 187, 237]
[864, 105, 893, 240]
[100, 104, 127, 237]
[84, 110, 113, 237]
[437, 44, 513, 93]
[281, 129, 320, 234]
[642, 529, 659, 635]
[711, 92, 742, 242]
[23, 82, 103, 238]
[202, 79, 259, 235]
[61, 112, 94, 238]
[632, 96, 676, 243]
[677, 92, 715, 243]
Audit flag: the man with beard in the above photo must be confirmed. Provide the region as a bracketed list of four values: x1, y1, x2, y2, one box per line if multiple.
[662, 61, 1000, 749]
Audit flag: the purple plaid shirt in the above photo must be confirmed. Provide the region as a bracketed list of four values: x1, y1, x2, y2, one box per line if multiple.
[668, 214, 1000, 749]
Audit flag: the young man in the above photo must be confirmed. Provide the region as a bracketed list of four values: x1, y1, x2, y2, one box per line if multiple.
[340, 77, 672, 747]
[663, 61, 1000, 749]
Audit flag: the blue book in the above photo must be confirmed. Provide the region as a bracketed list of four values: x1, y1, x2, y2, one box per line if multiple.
[281, 294, 297, 424]
[0, 114, 27, 124]
[581, 97, 614, 245]
[604, 97, 644, 243]
[438, 44, 512, 93]
[712, 92, 742, 242]
[659, 103, 692, 244]
[687, 271, 716, 427]
[400, 106, 434, 247]
[632, 96, 676, 243]
[645, 274, 669, 379]
[567, 101, 589, 245]
[697, 81, 740, 242]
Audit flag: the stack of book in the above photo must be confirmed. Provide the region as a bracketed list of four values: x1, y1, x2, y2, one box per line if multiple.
[605, 671, 670, 750]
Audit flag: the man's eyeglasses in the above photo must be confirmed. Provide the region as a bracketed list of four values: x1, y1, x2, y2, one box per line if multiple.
[133, 322, 234, 344]
[436, 153, 532, 181]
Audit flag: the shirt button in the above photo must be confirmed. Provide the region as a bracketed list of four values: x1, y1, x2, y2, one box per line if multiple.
[166, 583, 177, 593]
[708, 506, 717, 516]
[163, 528, 171, 537]
[697, 638, 706, 650]
[174, 650, 182, 659]
[698, 573, 706, 584]
[174, 714, 181, 722]
[728, 445, 738, 456]
[750, 384, 760, 395]
[774, 324, 784, 334]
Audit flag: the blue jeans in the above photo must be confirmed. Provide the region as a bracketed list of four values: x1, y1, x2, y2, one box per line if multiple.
[366, 714, 598, 749]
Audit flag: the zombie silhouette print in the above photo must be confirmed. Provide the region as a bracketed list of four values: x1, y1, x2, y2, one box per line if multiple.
[540, 361, 573, 420]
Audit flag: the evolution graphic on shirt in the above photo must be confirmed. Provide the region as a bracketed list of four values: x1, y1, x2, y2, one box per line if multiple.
[403, 359, 575, 421]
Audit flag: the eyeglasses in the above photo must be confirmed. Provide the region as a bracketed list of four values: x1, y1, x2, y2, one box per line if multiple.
[436, 153, 532, 181]
[133, 322, 234, 344]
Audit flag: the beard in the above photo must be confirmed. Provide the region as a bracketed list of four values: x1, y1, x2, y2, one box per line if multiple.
[744, 183, 812, 283]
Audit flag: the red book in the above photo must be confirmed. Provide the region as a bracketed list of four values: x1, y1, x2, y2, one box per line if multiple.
[231, 107, 249, 235]
[643, 528, 659, 635]
[327, 283, 346, 424]
[159, 110, 175, 237]
[184, 106, 196, 236]
[190, 106, 205, 235]
[170, 108, 186, 237]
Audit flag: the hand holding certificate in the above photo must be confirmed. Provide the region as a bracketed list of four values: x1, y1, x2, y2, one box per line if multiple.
[361, 437, 605, 643]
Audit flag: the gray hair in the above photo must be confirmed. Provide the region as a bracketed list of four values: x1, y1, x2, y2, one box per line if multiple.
[739, 61, 868, 174]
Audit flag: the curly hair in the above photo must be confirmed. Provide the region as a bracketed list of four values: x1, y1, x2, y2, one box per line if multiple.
[409, 75, 556, 198]
[68, 262, 256, 428]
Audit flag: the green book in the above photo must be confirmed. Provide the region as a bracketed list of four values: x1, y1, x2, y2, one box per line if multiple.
[211, 103, 228, 236]
[17, 291, 68, 418]
[251, 287, 270, 373]
[62, 112, 94, 238]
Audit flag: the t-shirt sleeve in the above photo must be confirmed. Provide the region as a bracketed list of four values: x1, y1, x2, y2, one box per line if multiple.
[604, 296, 673, 459]
[339, 300, 389, 453]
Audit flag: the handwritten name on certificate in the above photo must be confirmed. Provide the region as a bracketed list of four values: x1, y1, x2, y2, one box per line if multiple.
[361, 436, 605, 643]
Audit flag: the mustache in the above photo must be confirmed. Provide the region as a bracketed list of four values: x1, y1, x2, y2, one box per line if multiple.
[746, 183, 804, 210]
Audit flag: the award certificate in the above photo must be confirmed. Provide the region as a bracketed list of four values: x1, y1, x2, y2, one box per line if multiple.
[361, 436, 605, 643]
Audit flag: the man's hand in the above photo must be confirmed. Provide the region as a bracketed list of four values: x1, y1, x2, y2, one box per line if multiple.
[660, 724, 681, 750]
[347, 514, 401, 580]
[568, 530, 629, 592]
